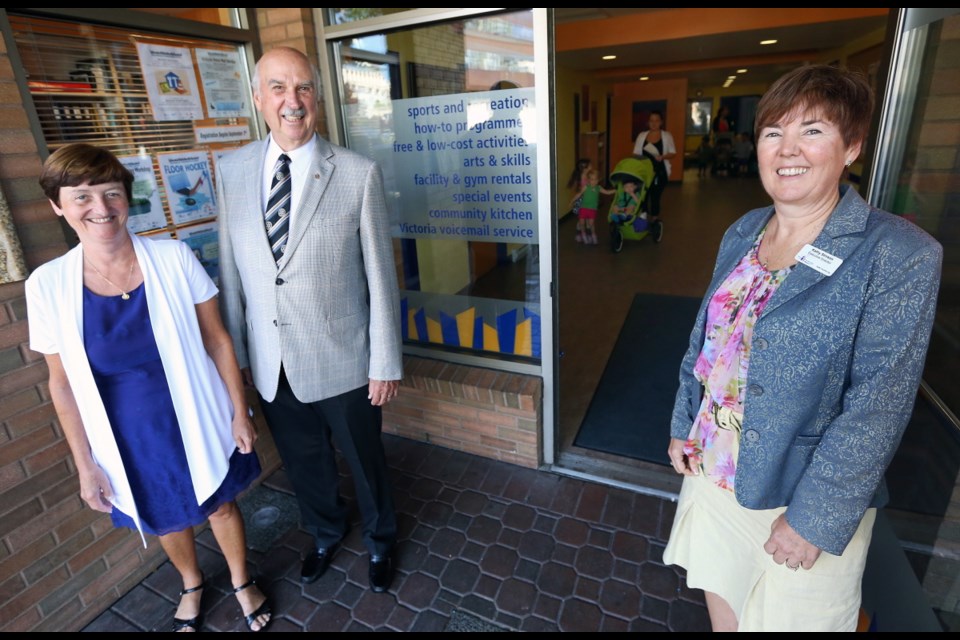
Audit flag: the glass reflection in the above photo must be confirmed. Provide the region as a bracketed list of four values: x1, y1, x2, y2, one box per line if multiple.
[336, 11, 538, 361]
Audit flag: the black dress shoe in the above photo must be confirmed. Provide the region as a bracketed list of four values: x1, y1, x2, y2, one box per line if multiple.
[301, 543, 340, 584]
[368, 554, 394, 593]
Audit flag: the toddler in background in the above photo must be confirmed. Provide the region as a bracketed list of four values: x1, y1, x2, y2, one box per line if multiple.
[696, 135, 713, 178]
[609, 179, 641, 226]
[569, 169, 614, 244]
[566, 158, 591, 219]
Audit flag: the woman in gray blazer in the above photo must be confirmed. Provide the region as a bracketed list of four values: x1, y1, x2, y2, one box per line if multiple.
[663, 65, 942, 631]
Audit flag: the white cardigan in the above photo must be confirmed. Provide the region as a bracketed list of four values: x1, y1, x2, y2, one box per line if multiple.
[26, 235, 235, 544]
[632, 129, 677, 178]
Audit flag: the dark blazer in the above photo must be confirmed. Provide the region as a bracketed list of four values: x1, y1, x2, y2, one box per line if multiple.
[671, 185, 942, 555]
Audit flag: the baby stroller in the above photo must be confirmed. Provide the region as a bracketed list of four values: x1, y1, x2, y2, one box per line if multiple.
[606, 156, 659, 253]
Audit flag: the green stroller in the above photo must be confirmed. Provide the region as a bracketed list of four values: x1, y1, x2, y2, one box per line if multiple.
[606, 156, 660, 252]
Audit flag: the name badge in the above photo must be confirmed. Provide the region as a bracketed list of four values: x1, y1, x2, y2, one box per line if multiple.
[795, 244, 842, 276]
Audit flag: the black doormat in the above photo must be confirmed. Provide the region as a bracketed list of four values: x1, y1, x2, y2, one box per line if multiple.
[573, 293, 702, 465]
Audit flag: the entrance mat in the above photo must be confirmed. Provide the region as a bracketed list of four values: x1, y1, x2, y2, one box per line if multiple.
[573, 293, 702, 465]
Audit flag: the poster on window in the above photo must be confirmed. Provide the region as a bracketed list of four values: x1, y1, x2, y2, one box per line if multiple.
[135, 42, 204, 121]
[158, 150, 217, 225]
[388, 88, 538, 244]
[118, 153, 168, 234]
[177, 220, 220, 284]
[195, 48, 250, 118]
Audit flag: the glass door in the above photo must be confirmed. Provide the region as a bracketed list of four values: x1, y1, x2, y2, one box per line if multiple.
[867, 8, 960, 630]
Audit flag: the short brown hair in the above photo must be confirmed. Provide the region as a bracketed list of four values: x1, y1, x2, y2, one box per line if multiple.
[755, 64, 874, 148]
[39, 144, 134, 206]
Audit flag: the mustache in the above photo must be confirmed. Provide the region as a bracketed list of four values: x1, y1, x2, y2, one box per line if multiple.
[282, 108, 306, 118]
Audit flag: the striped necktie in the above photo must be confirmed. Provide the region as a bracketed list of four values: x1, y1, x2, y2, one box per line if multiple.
[265, 153, 291, 263]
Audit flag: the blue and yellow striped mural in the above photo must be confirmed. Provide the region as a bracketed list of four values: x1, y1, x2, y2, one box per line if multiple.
[401, 295, 541, 359]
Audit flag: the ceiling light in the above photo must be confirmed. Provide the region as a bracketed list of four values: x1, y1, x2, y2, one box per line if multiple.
[760, 39, 778, 45]
[737, 69, 748, 74]
[639, 76, 649, 81]
[723, 77, 736, 88]
[602, 55, 616, 60]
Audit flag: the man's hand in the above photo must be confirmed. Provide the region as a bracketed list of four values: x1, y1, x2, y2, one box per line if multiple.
[368, 379, 400, 406]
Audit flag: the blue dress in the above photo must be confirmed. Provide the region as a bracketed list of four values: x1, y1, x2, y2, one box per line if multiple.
[83, 282, 260, 536]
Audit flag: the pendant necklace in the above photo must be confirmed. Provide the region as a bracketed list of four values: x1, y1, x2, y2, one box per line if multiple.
[85, 255, 136, 300]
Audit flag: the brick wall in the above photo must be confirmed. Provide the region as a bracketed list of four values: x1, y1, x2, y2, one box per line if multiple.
[410, 23, 466, 97]
[384, 357, 543, 469]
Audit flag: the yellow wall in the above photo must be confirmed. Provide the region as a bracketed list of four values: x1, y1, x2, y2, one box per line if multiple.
[415, 238, 472, 294]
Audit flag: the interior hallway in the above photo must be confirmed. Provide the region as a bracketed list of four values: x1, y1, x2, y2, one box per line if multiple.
[556, 169, 771, 488]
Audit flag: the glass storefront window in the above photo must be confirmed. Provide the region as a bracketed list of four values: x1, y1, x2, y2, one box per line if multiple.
[868, 9, 960, 627]
[129, 8, 241, 28]
[326, 9, 416, 26]
[872, 11, 960, 420]
[335, 10, 540, 362]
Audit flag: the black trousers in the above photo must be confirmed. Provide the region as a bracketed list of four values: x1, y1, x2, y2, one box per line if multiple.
[260, 370, 397, 555]
[647, 167, 667, 219]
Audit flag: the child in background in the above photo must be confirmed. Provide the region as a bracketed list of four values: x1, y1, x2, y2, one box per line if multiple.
[566, 158, 592, 221]
[569, 169, 614, 244]
[733, 132, 755, 176]
[695, 135, 713, 178]
[609, 179, 641, 226]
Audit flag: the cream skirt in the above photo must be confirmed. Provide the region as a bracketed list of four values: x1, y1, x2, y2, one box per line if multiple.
[663, 472, 876, 632]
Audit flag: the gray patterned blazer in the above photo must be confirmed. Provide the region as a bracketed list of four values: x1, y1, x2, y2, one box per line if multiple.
[216, 135, 402, 404]
[671, 185, 942, 555]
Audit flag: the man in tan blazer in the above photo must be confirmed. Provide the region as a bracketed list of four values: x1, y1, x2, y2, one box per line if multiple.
[216, 47, 402, 593]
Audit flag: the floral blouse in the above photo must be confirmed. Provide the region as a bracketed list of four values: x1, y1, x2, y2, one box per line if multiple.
[683, 231, 792, 491]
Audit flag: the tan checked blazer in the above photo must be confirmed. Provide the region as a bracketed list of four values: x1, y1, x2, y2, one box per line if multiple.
[216, 135, 402, 403]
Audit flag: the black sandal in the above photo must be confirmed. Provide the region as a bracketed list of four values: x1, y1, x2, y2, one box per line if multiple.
[233, 578, 272, 632]
[171, 579, 205, 632]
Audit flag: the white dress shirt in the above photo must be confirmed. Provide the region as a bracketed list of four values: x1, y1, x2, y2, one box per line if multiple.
[262, 134, 317, 230]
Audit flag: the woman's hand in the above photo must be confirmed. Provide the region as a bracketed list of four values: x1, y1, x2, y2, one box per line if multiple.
[232, 410, 258, 454]
[667, 437, 697, 476]
[78, 465, 114, 513]
[763, 514, 822, 570]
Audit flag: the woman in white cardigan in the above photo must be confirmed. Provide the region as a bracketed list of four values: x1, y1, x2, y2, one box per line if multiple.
[26, 144, 271, 632]
[632, 110, 676, 242]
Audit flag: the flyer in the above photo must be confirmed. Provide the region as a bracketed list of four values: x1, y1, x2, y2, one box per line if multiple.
[178, 220, 220, 284]
[117, 153, 168, 234]
[157, 150, 217, 225]
[135, 42, 204, 121]
[195, 48, 250, 118]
